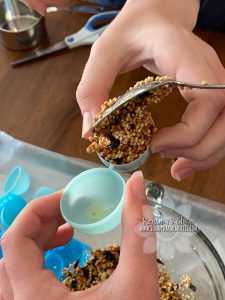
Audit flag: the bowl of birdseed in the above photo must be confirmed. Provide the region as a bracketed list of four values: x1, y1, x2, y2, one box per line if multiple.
[148, 201, 225, 299]
[62, 244, 199, 298]
[86, 76, 173, 171]
[61, 204, 225, 299]
[62, 242, 225, 299]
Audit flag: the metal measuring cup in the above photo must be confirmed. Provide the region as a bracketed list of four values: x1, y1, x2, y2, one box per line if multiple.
[0, 0, 46, 50]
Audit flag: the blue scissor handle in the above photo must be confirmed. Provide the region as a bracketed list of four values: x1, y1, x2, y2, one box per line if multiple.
[85, 11, 119, 32]
[65, 10, 119, 48]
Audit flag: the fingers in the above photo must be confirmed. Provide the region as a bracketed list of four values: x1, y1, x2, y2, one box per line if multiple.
[151, 36, 225, 154]
[76, 2, 156, 138]
[24, 0, 46, 13]
[45, 223, 74, 250]
[25, 0, 63, 13]
[152, 90, 224, 152]
[7, 191, 64, 240]
[160, 106, 225, 160]
[76, 34, 123, 138]
[0, 260, 13, 300]
[151, 75, 225, 154]
[148, 31, 225, 182]
[75, 3, 145, 139]
[121, 172, 156, 257]
[1, 191, 67, 287]
[170, 145, 225, 180]
[116, 171, 159, 299]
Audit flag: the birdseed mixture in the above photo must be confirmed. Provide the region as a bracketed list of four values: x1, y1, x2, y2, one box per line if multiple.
[62, 244, 196, 300]
[86, 76, 173, 165]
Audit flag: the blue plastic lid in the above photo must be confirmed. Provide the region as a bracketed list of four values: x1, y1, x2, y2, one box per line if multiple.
[44, 238, 92, 280]
[57, 238, 92, 267]
[0, 194, 27, 230]
[4, 166, 30, 195]
[44, 250, 65, 279]
[33, 186, 55, 198]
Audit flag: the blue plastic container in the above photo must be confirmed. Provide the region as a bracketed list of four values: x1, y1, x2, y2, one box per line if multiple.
[33, 186, 55, 198]
[44, 238, 92, 280]
[0, 194, 27, 230]
[44, 249, 65, 279]
[3, 166, 30, 195]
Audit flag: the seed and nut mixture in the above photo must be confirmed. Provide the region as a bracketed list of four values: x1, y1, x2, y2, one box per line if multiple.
[62, 244, 196, 299]
[158, 258, 196, 300]
[62, 244, 120, 291]
[86, 76, 173, 165]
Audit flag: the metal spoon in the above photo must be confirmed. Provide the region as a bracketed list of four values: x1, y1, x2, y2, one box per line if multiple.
[90, 80, 225, 132]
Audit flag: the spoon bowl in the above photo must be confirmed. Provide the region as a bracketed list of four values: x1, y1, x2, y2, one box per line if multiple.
[90, 80, 225, 132]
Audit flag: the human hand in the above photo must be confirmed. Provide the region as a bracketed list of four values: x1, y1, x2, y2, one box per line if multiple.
[24, 0, 64, 14]
[0, 171, 159, 300]
[76, 0, 225, 180]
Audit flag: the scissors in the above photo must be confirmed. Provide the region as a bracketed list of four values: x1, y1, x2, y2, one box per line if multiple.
[46, 5, 110, 14]
[11, 11, 118, 67]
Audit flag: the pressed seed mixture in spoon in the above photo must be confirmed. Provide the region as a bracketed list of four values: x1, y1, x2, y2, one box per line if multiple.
[86, 76, 174, 165]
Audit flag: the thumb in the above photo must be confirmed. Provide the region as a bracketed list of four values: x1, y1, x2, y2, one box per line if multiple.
[0, 260, 13, 300]
[117, 171, 160, 299]
[76, 37, 122, 138]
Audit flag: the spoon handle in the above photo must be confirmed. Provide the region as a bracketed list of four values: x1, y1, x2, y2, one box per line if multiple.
[175, 80, 225, 89]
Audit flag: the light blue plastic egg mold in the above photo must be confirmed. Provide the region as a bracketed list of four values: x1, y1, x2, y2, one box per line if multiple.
[0, 194, 27, 230]
[44, 238, 92, 280]
[3, 166, 30, 195]
[33, 186, 55, 198]
[60, 168, 125, 235]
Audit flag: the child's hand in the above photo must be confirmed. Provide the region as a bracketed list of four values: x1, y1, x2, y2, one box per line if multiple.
[0, 171, 159, 300]
[76, 0, 225, 180]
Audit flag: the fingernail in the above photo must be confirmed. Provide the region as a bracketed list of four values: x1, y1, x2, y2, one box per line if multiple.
[150, 145, 156, 153]
[151, 146, 166, 154]
[173, 168, 192, 181]
[130, 171, 146, 199]
[173, 173, 181, 181]
[82, 112, 93, 138]
[171, 158, 178, 164]
[160, 152, 175, 159]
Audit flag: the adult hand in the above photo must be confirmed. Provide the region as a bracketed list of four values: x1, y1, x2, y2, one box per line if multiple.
[76, 0, 225, 180]
[0, 171, 159, 300]
[24, 0, 63, 14]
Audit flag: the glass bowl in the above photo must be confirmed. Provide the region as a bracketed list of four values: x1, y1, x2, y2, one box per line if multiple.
[146, 200, 225, 299]
[75, 194, 225, 299]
